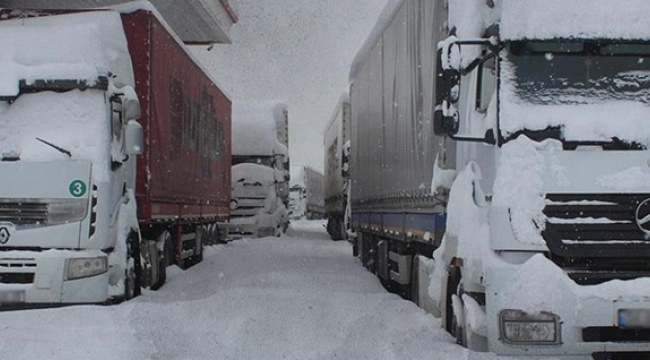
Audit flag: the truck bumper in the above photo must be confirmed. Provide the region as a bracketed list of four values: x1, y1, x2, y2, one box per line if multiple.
[0, 249, 109, 305]
[225, 219, 275, 238]
[226, 213, 281, 238]
[485, 255, 650, 359]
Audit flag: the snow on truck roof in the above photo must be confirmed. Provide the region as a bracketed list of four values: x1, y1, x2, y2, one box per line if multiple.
[0, 11, 134, 96]
[232, 162, 275, 183]
[349, 0, 402, 81]
[232, 101, 288, 157]
[350, 0, 650, 78]
[501, 0, 650, 40]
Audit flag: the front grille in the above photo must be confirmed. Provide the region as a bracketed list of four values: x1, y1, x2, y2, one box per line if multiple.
[0, 201, 47, 225]
[0, 273, 34, 284]
[584, 327, 650, 342]
[0, 259, 36, 284]
[543, 194, 650, 258]
[231, 198, 266, 217]
[593, 352, 650, 360]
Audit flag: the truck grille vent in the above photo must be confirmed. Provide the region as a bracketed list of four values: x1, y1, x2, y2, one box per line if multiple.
[543, 194, 650, 258]
[544, 194, 650, 284]
[0, 259, 36, 284]
[0, 202, 48, 225]
[0, 273, 34, 284]
[583, 327, 650, 343]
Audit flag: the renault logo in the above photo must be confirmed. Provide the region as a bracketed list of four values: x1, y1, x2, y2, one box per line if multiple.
[635, 199, 650, 234]
[0, 227, 9, 244]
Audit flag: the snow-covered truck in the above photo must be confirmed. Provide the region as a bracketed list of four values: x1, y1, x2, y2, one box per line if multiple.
[323, 96, 351, 240]
[228, 101, 289, 238]
[0, 6, 231, 305]
[289, 164, 324, 221]
[349, 0, 650, 357]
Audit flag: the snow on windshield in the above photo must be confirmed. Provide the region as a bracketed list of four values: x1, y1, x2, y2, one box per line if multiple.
[0, 90, 110, 180]
[232, 101, 288, 157]
[232, 163, 276, 185]
[0, 11, 134, 96]
[500, 0, 650, 41]
[499, 49, 650, 145]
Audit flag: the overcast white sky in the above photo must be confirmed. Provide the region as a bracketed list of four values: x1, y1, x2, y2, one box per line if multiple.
[191, 0, 389, 172]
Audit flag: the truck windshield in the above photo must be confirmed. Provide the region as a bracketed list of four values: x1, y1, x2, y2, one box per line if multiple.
[232, 155, 275, 167]
[0, 90, 109, 167]
[506, 41, 650, 104]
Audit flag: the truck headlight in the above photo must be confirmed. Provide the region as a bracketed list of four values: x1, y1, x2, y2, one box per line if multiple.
[499, 309, 561, 344]
[48, 199, 88, 225]
[66, 257, 107, 280]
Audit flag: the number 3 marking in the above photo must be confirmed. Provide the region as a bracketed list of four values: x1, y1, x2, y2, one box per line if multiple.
[69, 180, 87, 197]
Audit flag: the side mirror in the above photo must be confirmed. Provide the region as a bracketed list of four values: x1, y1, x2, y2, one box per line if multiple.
[440, 36, 498, 73]
[124, 98, 141, 121]
[124, 120, 144, 155]
[121, 86, 141, 121]
[433, 107, 458, 135]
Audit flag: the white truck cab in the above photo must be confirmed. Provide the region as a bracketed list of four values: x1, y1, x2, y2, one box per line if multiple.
[0, 11, 144, 304]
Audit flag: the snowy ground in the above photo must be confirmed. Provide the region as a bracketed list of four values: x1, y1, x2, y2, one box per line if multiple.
[0, 220, 538, 360]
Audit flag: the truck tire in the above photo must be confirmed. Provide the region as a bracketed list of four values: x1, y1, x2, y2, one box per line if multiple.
[445, 264, 461, 334]
[149, 231, 171, 291]
[194, 226, 205, 264]
[125, 231, 142, 300]
[410, 255, 420, 305]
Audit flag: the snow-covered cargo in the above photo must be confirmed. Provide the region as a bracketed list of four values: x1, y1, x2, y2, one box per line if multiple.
[0, 6, 231, 306]
[228, 101, 289, 238]
[322, 95, 351, 240]
[289, 164, 324, 221]
[349, 0, 650, 357]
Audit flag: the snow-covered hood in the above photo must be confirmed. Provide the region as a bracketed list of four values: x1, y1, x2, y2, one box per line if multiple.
[492, 137, 650, 246]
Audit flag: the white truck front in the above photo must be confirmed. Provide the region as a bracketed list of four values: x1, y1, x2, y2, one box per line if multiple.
[431, 0, 650, 357]
[228, 101, 290, 238]
[229, 163, 288, 238]
[0, 11, 142, 305]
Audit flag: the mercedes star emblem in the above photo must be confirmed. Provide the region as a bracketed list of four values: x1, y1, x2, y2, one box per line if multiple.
[635, 198, 650, 234]
[0, 227, 9, 244]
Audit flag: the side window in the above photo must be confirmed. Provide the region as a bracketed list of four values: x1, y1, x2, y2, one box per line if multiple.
[476, 55, 496, 113]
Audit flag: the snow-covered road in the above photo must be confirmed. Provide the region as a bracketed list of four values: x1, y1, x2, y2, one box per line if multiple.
[0, 221, 510, 359]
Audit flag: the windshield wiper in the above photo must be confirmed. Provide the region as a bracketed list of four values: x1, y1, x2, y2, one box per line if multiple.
[36, 137, 72, 158]
[505, 127, 646, 150]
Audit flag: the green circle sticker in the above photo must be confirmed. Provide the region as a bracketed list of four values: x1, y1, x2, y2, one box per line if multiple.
[69, 180, 87, 198]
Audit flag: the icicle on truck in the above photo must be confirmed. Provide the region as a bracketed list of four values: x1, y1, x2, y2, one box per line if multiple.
[347, 0, 650, 357]
[0, 7, 231, 305]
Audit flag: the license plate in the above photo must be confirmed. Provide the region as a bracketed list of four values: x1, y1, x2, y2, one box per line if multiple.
[619, 308, 650, 328]
[0, 290, 25, 304]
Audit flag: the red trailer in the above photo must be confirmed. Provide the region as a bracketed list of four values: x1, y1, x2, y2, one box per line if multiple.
[122, 9, 231, 270]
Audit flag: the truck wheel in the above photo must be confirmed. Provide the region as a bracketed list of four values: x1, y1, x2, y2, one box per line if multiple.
[410, 255, 420, 305]
[449, 268, 480, 349]
[338, 218, 345, 240]
[208, 223, 220, 245]
[194, 226, 205, 264]
[150, 231, 171, 291]
[451, 283, 467, 346]
[445, 264, 461, 334]
[125, 231, 142, 300]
